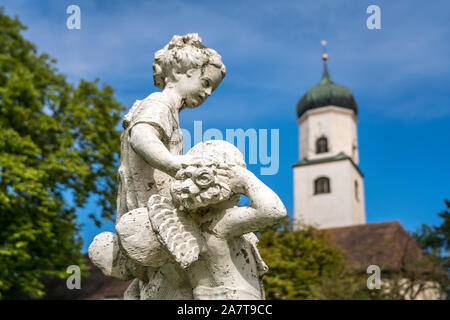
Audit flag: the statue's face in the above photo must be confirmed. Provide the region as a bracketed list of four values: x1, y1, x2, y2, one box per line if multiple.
[177, 65, 223, 109]
[170, 163, 232, 211]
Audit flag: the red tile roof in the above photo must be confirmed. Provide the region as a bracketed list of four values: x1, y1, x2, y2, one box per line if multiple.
[323, 221, 432, 272]
[39, 257, 131, 300]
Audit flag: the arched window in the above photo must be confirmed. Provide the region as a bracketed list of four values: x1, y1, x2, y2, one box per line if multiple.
[354, 180, 359, 201]
[316, 137, 328, 154]
[314, 177, 330, 195]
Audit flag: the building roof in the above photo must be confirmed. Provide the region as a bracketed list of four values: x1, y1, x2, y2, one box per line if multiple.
[296, 62, 358, 119]
[292, 152, 364, 177]
[323, 221, 433, 272]
[37, 256, 131, 300]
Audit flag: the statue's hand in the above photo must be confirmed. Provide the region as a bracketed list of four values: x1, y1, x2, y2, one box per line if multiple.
[170, 155, 199, 177]
[176, 154, 216, 169]
[176, 156, 247, 196]
[227, 165, 249, 195]
[172, 154, 217, 179]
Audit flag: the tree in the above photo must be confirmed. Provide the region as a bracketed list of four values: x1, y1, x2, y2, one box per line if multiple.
[259, 216, 449, 300]
[411, 199, 450, 298]
[413, 199, 450, 254]
[0, 8, 125, 298]
[258, 218, 371, 299]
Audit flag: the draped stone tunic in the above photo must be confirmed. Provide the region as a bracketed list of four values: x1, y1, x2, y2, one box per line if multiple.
[116, 92, 183, 222]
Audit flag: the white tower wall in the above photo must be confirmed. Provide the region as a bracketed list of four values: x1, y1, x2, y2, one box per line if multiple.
[294, 106, 366, 229]
[298, 106, 359, 164]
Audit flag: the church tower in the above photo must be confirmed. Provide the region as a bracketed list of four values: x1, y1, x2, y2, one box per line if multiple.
[293, 43, 366, 229]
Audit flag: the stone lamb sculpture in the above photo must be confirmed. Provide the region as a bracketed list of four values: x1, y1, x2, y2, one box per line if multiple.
[88, 33, 287, 299]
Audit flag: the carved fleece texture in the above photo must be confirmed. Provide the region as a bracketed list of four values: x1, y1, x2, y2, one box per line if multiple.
[148, 194, 203, 269]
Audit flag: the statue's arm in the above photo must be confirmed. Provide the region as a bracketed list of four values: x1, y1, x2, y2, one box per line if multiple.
[211, 168, 287, 238]
[130, 123, 181, 177]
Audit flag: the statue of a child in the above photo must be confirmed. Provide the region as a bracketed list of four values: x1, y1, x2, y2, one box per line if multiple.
[117, 33, 226, 221]
[148, 140, 287, 299]
[89, 34, 226, 299]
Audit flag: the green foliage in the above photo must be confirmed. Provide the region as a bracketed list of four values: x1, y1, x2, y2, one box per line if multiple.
[412, 199, 450, 254]
[0, 8, 125, 298]
[411, 199, 450, 298]
[438, 200, 450, 251]
[259, 216, 449, 300]
[258, 219, 371, 299]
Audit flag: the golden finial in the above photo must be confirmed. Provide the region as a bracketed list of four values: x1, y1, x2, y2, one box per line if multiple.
[321, 40, 328, 61]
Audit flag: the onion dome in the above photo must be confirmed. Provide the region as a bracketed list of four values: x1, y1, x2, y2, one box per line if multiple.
[296, 48, 358, 119]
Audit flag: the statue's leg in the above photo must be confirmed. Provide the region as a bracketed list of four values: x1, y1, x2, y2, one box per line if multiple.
[123, 279, 140, 300]
[88, 232, 134, 281]
[139, 264, 194, 300]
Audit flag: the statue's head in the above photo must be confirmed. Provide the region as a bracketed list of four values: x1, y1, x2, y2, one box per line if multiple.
[170, 140, 245, 211]
[153, 33, 226, 109]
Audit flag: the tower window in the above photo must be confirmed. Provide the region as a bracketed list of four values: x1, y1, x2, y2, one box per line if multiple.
[354, 180, 359, 201]
[316, 137, 328, 154]
[314, 177, 330, 194]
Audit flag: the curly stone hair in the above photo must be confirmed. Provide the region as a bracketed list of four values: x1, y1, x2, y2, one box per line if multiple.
[153, 33, 226, 89]
[170, 140, 245, 211]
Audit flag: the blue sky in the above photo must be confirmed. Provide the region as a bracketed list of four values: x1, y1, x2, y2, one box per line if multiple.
[2, 0, 449, 252]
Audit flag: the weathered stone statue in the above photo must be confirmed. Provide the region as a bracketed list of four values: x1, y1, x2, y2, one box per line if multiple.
[88, 34, 287, 300]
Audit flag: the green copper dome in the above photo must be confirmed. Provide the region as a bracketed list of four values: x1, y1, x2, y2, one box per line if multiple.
[296, 63, 358, 118]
